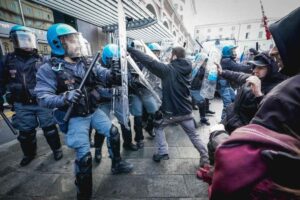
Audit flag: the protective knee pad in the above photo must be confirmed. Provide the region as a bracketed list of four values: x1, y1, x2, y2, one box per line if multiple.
[75, 152, 92, 174]
[75, 152, 92, 200]
[42, 125, 61, 151]
[18, 130, 37, 144]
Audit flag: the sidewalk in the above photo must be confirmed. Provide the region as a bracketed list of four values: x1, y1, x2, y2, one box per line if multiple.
[0, 99, 223, 200]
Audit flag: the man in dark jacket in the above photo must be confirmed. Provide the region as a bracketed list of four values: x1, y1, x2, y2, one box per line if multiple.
[218, 53, 286, 133]
[128, 46, 209, 167]
[219, 45, 252, 120]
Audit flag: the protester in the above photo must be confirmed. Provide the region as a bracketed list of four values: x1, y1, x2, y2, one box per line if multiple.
[128, 46, 209, 167]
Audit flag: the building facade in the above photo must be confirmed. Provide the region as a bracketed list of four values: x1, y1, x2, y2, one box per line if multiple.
[142, 0, 196, 53]
[194, 18, 278, 54]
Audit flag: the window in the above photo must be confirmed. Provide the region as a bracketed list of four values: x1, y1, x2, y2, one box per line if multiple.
[219, 27, 223, 32]
[207, 29, 211, 33]
[232, 26, 235, 31]
[245, 32, 250, 39]
[247, 24, 251, 29]
[258, 31, 263, 39]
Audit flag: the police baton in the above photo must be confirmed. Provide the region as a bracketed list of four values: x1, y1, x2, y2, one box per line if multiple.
[63, 52, 101, 122]
[0, 111, 18, 135]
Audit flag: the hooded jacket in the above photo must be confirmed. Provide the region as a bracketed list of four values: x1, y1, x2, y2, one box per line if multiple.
[222, 55, 286, 133]
[251, 7, 300, 135]
[269, 7, 300, 76]
[128, 47, 192, 117]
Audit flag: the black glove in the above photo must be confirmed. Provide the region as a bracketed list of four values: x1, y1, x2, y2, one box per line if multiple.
[110, 63, 122, 85]
[64, 89, 83, 104]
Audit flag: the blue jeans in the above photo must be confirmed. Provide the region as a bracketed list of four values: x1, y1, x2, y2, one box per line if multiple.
[129, 93, 159, 116]
[12, 102, 55, 131]
[65, 108, 112, 160]
[190, 89, 205, 105]
[218, 80, 235, 120]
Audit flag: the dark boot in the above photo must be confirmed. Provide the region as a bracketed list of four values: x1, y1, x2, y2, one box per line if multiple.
[108, 125, 133, 174]
[43, 125, 63, 161]
[18, 130, 37, 166]
[94, 133, 105, 163]
[134, 116, 144, 149]
[144, 114, 155, 138]
[198, 103, 210, 126]
[120, 123, 138, 151]
[75, 152, 92, 200]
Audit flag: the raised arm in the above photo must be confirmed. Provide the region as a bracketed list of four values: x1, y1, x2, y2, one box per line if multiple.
[127, 47, 171, 79]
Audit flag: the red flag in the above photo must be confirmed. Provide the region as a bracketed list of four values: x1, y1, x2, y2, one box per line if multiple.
[260, 0, 272, 40]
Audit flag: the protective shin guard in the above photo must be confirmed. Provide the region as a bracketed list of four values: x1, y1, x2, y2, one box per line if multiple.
[108, 125, 133, 174]
[43, 125, 63, 160]
[120, 122, 133, 145]
[18, 130, 37, 166]
[145, 114, 155, 137]
[75, 152, 92, 200]
[134, 116, 144, 142]
[94, 133, 105, 163]
[43, 125, 62, 151]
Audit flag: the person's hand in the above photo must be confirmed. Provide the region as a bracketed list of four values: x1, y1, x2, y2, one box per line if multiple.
[64, 89, 83, 104]
[214, 62, 222, 75]
[246, 76, 263, 97]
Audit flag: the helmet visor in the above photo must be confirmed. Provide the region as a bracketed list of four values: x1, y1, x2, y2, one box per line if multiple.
[60, 33, 84, 58]
[11, 31, 37, 50]
[78, 33, 92, 57]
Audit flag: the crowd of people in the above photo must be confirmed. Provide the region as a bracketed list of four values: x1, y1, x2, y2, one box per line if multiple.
[0, 6, 300, 200]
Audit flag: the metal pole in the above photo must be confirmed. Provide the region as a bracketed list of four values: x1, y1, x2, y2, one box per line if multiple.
[18, 0, 26, 26]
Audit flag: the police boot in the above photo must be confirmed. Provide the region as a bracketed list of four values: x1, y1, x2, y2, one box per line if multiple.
[198, 103, 210, 126]
[43, 125, 63, 161]
[145, 113, 155, 138]
[120, 123, 138, 151]
[18, 130, 37, 166]
[108, 125, 133, 174]
[134, 116, 144, 149]
[75, 152, 92, 200]
[94, 133, 105, 163]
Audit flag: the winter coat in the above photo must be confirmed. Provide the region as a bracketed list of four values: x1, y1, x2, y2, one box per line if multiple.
[222, 59, 286, 133]
[251, 74, 300, 136]
[210, 124, 300, 200]
[128, 47, 192, 117]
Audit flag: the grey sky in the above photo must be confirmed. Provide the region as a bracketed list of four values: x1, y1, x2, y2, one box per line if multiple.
[183, 0, 300, 34]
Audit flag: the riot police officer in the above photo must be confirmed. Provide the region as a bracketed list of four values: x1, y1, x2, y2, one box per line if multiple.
[34, 24, 133, 199]
[1, 25, 63, 166]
